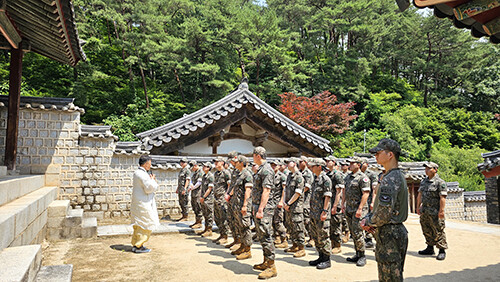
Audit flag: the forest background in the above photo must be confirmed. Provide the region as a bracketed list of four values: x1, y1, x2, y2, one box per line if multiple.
[0, 0, 499, 191]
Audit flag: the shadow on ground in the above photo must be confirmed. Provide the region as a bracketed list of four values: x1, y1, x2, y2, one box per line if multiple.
[404, 262, 500, 282]
[109, 244, 134, 253]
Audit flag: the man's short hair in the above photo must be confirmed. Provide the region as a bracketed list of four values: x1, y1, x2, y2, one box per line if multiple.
[253, 146, 267, 159]
[139, 155, 152, 166]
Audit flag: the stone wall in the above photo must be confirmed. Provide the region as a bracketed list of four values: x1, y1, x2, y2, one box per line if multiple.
[464, 200, 487, 222]
[445, 184, 464, 220]
[485, 176, 499, 224]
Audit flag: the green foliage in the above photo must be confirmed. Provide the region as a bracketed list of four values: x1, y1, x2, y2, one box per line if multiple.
[332, 128, 388, 157]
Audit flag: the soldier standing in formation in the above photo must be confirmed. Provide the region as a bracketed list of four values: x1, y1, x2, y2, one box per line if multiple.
[360, 157, 379, 249]
[270, 160, 287, 248]
[299, 157, 315, 248]
[417, 161, 448, 260]
[199, 162, 215, 237]
[212, 156, 231, 245]
[361, 138, 409, 282]
[188, 160, 203, 229]
[225, 151, 242, 250]
[342, 156, 370, 267]
[252, 147, 278, 279]
[339, 160, 350, 243]
[307, 158, 333, 269]
[325, 156, 345, 254]
[281, 157, 306, 257]
[176, 157, 190, 221]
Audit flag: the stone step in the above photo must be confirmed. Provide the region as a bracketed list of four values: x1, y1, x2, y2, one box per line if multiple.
[35, 264, 73, 282]
[0, 244, 42, 282]
[82, 217, 97, 238]
[0, 175, 45, 207]
[0, 166, 6, 178]
[47, 200, 70, 218]
[0, 186, 57, 251]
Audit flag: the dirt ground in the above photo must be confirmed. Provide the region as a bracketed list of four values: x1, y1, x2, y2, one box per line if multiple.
[42, 216, 500, 282]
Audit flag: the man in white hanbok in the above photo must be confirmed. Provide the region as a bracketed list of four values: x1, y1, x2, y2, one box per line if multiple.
[130, 155, 160, 253]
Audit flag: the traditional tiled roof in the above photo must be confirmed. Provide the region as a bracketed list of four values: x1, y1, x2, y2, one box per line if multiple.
[136, 80, 332, 156]
[1, 0, 86, 65]
[0, 95, 84, 112]
[397, 0, 500, 44]
[464, 190, 486, 202]
[80, 125, 117, 140]
[400, 161, 428, 181]
[447, 181, 464, 193]
[477, 150, 500, 171]
[114, 142, 149, 155]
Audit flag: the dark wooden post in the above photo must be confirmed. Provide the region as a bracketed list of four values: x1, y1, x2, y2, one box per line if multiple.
[4, 47, 23, 170]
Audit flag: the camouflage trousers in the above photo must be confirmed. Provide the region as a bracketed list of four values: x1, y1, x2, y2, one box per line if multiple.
[273, 207, 287, 238]
[345, 211, 366, 252]
[227, 200, 240, 240]
[214, 196, 229, 236]
[190, 190, 203, 222]
[374, 224, 408, 282]
[310, 216, 331, 257]
[420, 213, 448, 249]
[178, 192, 189, 216]
[329, 210, 343, 245]
[201, 198, 214, 228]
[284, 210, 305, 246]
[304, 207, 313, 238]
[234, 205, 252, 247]
[342, 215, 348, 232]
[254, 206, 276, 260]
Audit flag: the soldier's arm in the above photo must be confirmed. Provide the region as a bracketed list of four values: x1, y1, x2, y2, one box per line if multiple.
[438, 180, 447, 219]
[416, 192, 422, 215]
[258, 170, 274, 212]
[365, 176, 401, 227]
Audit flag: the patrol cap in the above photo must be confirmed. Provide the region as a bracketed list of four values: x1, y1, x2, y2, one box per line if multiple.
[340, 160, 349, 166]
[213, 156, 226, 163]
[360, 157, 369, 164]
[369, 138, 401, 155]
[202, 162, 212, 168]
[309, 158, 326, 167]
[286, 157, 300, 164]
[235, 155, 249, 164]
[324, 155, 337, 162]
[253, 146, 267, 156]
[227, 151, 239, 158]
[269, 159, 279, 165]
[180, 157, 188, 163]
[188, 160, 197, 166]
[424, 162, 439, 169]
[348, 156, 363, 163]
[300, 156, 309, 162]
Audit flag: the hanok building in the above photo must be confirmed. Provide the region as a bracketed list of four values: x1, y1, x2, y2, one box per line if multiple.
[478, 150, 500, 224]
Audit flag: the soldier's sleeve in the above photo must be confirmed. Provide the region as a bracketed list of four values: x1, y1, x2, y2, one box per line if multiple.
[418, 179, 425, 193]
[335, 172, 345, 189]
[295, 175, 304, 195]
[369, 172, 378, 189]
[439, 179, 447, 196]
[224, 170, 232, 185]
[184, 168, 191, 180]
[323, 176, 333, 198]
[208, 174, 215, 188]
[262, 168, 274, 189]
[360, 174, 371, 192]
[365, 174, 401, 227]
[244, 172, 254, 188]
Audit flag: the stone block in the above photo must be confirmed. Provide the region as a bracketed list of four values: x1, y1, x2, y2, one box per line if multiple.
[47, 216, 65, 229]
[81, 217, 97, 238]
[64, 209, 83, 227]
[36, 264, 73, 282]
[45, 174, 60, 187]
[48, 200, 70, 218]
[0, 245, 42, 282]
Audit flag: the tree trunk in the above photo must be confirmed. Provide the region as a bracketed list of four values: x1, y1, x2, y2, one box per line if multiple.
[256, 58, 260, 96]
[139, 65, 149, 108]
[174, 68, 185, 104]
[236, 47, 246, 78]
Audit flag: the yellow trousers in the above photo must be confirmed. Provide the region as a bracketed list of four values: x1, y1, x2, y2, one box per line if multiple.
[131, 225, 152, 248]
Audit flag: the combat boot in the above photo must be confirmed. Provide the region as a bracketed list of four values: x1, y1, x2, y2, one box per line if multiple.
[275, 237, 288, 249]
[331, 242, 342, 254]
[418, 245, 435, 255]
[308, 254, 323, 266]
[178, 215, 188, 222]
[236, 246, 252, 260]
[225, 238, 240, 249]
[365, 239, 374, 249]
[273, 236, 282, 244]
[293, 245, 306, 258]
[342, 231, 350, 243]
[230, 242, 242, 251]
[196, 226, 208, 235]
[201, 227, 213, 237]
[436, 249, 446, 260]
[284, 243, 298, 253]
[253, 257, 269, 271]
[190, 220, 203, 229]
[356, 251, 366, 267]
[258, 260, 277, 280]
[231, 244, 245, 255]
[317, 255, 331, 270]
[306, 238, 315, 248]
[346, 251, 360, 263]
[217, 235, 228, 245]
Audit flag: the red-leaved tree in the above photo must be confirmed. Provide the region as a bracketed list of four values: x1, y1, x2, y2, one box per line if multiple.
[278, 91, 357, 135]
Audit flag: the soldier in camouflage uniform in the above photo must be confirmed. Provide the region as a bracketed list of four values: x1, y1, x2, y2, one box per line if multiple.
[417, 161, 448, 261]
[252, 147, 278, 279]
[308, 158, 333, 270]
[325, 156, 345, 254]
[362, 138, 408, 282]
[361, 157, 379, 249]
[342, 156, 370, 267]
[188, 160, 203, 229]
[299, 156, 315, 248]
[271, 160, 287, 247]
[224, 151, 242, 250]
[230, 155, 254, 260]
[199, 162, 215, 237]
[212, 157, 231, 245]
[338, 160, 350, 243]
[176, 157, 191, 221]
[281, 157, 306, 257]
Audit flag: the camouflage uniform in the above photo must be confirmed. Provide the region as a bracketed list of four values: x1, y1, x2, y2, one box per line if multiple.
[364, 169, 379, 243]
[301, 168, 314, 239]
[284, 171, 306, 247]
[310, 171, 333, 257]
[419, 174, 448, 250]
[252, 161, 277, 260]
[190, 168, 204, 222]
[233, 167, 254, 247]
[344, 170, 370, 252]
[364, 168, 409, 282]
[327, 169, 345, 246]
[177, 166, 191, 217]
[200, 171, 215, 227]
[213, 169, 231, 236]
[227, 168, 241, 241]
[272, 170, 287, 239]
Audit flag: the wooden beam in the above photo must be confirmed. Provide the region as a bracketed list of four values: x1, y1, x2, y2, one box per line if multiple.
[0, 0, 22, 49]
[4, 46, 23, 170]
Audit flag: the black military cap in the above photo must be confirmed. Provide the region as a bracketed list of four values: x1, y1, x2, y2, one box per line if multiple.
[369, 138, 401, 155]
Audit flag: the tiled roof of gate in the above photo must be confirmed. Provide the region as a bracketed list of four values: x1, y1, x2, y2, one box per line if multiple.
[400, 162, 428, 181]
[114, 141, 148, 155]
[464, 190, 486, 202]
[136, 80, 332, 155]
[80, 125, 117, 140]
[477, 150, 500, 171]
[0, 95, 84, 112]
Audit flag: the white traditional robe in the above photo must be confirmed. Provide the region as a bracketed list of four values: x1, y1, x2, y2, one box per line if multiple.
[131, 167, 160, 230]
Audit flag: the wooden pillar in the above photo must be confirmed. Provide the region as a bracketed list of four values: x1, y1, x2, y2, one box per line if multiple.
[4, 47, 23, 170]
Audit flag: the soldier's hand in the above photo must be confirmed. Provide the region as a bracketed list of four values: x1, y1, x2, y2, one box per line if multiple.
[284, 204, 290, 212]
[200, 198, 205, 204]
[224, 194, 230, 202]
[355, 208, 362, 218]
[277, 201, 283, 209]
[438, 210, 445, 219]
[241, 206, 247, 216]
[256, 209, 264, 219]
[182, 190, 186, 195]
[320, 211, 327, 221]
[369, 203, 374, 211]
[331, 207, 337, 215]
[341, 206, 345, 214]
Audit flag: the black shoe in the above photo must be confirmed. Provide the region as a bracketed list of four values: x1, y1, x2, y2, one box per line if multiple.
[356, 255, 366, 267]
[346, 252, 360, 262]
[436, 250, 446, 260]
[365, 240, 374, 249]
[418, 245, 435, 255]
[309, 255, 323, 266]
[133, 246, 151, 253]
[317, 257, 331, 270]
